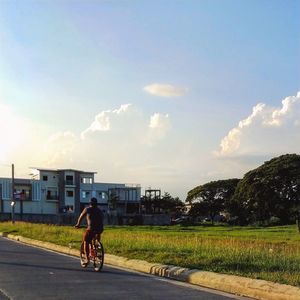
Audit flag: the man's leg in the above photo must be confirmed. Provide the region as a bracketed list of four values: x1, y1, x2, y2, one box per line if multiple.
[95, 233, 101, 243]
[80, 232, 85, 254]
[83, 230, 92, 262]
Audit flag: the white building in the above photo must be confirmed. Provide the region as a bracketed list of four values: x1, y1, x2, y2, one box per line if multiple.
[0, 168, 141, 217]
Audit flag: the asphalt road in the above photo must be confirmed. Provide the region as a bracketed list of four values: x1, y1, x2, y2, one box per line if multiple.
[0, 237, 251, 300]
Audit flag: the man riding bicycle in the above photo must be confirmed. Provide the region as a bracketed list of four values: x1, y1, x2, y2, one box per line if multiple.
[75, 197, 104, 265]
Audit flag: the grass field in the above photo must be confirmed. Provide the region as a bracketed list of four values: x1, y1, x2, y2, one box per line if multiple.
[0, 221, 299, 286]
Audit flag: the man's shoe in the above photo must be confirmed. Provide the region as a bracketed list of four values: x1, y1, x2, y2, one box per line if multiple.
[80, 257, 90, 267]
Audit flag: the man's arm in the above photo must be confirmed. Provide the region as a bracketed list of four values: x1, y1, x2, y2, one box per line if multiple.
[75, 208, 87, 228]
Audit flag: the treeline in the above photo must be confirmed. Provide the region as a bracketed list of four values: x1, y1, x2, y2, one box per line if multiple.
[186, 154, 300, 226]
[141, 192, 184, 216]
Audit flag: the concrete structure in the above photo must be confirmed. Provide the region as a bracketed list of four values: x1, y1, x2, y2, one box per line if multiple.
[0, 168, 141, 219]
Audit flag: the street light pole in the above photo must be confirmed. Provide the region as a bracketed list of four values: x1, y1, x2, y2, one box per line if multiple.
[11, 163, 15, 224]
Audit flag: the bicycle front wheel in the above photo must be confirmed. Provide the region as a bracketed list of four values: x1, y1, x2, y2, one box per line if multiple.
[93, 242, 104, 272]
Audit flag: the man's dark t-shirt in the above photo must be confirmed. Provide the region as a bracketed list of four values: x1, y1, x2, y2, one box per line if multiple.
[86, 206, 103, 233]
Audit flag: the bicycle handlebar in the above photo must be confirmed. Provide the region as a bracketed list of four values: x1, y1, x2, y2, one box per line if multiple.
[74, 225, 87, 229]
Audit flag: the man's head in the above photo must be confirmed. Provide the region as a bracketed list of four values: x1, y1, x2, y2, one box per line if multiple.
[90, 197, 98, 207]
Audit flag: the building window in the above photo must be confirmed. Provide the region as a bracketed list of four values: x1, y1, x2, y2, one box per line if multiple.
[43, 176, 48, 181]
[82, 191, 90, 199]
[66, 175, 74, 185]
[66, 190, 74, 197]
[47, 188, 58, 200]
[14, 185, 32, 201]
[99, 192, 105, 199]
[81, 177, 92, 184]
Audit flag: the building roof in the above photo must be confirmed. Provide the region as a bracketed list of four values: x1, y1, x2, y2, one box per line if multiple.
[30, 167, 97, 174]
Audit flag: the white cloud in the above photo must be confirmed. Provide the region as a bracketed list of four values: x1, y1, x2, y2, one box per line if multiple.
[45, 131, 77, 147]
[215, 91, 300, 157]
[265, 92, 300, 126]
[112, 103, 132, 114]
[146, 113, 171, 145]
[43, 131, 78, 166]
[149, 113, 170, 129]
[81, 103, 132, 139]
[42, 106, 172, 172]
[144, 83, 188, 97]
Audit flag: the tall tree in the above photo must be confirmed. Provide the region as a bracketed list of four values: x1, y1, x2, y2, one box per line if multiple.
[141, 192, 184, 214]
[230, 154, 300, 225]
[186, 179, 240, 224]
[160, 192, 184, 215]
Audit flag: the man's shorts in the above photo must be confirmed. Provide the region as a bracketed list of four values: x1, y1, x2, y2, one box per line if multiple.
[83, 229, 101, 244]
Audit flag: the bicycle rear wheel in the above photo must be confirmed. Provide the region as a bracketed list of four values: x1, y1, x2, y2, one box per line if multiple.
[93, 242, 104, 272]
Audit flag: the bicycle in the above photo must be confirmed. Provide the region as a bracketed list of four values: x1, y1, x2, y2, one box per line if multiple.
[78, 229, 104, 272]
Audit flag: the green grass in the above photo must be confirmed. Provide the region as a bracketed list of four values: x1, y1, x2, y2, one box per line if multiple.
[1, 221, 300, 287]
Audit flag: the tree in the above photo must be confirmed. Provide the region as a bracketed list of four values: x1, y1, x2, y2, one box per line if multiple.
[141, 192, 184, 215]
[160, 192, 184, 216]
[186, 179, 240, 224]
[230, 154, 300, 225]
[140, 195, 153, 214]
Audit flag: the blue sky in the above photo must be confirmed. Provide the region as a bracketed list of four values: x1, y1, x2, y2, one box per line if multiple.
[0, 0, 299, 199]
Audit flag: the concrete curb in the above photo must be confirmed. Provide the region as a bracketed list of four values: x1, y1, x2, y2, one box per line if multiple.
[1, 232, 300, 300]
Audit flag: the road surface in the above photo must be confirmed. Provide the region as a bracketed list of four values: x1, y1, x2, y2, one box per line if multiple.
[0, 237, 251, 300]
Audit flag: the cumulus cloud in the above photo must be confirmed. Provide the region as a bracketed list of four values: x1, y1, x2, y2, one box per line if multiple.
[81, 104, 132, 139]
[146, 113, 171, 145]
[149, 113, 170, 129]
[43, 105, 171, 170]
[215, 91, 300, 157]
[43, 131, 78, 166]
[44, 131, 77, 153]
[264, 92, 300, 127]
[144, 83, 188, 97]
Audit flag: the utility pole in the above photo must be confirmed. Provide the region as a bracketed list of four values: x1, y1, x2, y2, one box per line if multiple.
[11, 163, 15, 224]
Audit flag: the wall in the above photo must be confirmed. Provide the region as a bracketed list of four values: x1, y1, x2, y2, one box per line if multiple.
[0, 213, 79, 225]
[1, 199, 58, 214]
[142, 214, 171, 226]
